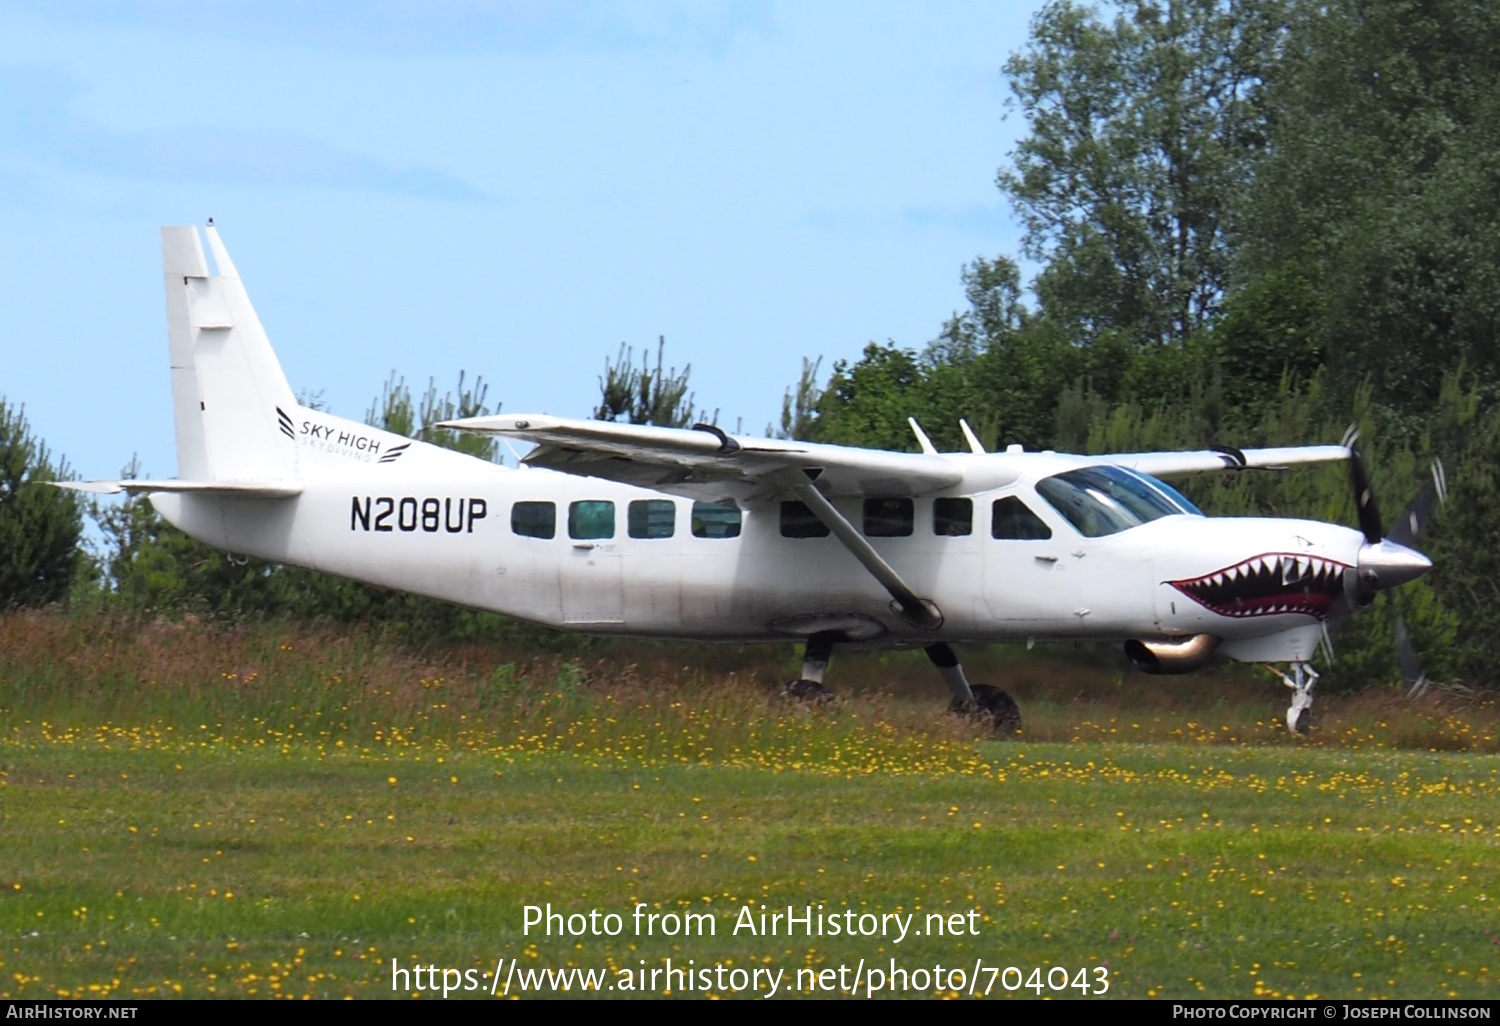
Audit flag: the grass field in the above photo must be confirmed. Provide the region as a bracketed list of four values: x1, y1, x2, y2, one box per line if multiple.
[1, 611, 1496, 1000]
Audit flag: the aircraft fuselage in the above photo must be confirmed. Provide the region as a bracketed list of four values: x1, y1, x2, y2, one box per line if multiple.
[151, 429, 1364, 654]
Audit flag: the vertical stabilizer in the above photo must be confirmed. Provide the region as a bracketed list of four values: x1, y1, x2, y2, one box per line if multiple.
[161, 225, 298, 483]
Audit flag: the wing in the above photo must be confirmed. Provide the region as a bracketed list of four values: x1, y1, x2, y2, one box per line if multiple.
[438, 414, 966, 502]
[1086, 444, 1349, 478]
[55, 480, 303, 498]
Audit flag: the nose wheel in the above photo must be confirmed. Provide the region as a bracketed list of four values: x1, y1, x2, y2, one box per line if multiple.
[1269, 661, 1318, 734]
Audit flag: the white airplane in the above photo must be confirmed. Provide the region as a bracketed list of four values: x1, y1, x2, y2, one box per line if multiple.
[69, 225, 1441, 734]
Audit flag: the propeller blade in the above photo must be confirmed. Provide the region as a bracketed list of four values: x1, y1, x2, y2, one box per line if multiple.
[1393, 612, 1429, 697]
[1387, 459, 1447, 549]
[1317, 620, 1336, 664]
[1342, 426, 1383, 545]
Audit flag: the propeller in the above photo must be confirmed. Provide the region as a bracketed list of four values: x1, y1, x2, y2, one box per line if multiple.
[1387, 459, 1447, 550]
[1385, 459, 1447, 695]
[1341, 425, 1384, 545]
[1336, 426, 1446, 694]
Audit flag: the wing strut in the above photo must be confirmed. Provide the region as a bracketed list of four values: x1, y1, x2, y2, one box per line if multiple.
[786, 475, 942, 629]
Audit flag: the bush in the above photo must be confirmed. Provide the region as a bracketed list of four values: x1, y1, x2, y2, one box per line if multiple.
[0, 397, 83, 606]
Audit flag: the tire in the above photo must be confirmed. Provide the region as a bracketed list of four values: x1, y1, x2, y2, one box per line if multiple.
[951, 683, 1022, 735]
[783, 679, 835, 703]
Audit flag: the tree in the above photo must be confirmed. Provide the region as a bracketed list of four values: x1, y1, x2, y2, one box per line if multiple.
[812, 344, 930, 451]
[931, 256, 1096, 448]
[367, 370, 498, 461]
[807, 258, 1092, 452]
[0, 397, 83, 606]
[1233, 0, 1500, 418]
[1003, 0, 1288, 347]
[775, 357, 823, 440]
[594, 336, 706, 428]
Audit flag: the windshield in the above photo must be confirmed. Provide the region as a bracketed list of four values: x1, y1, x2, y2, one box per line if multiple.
[1035, 465, 1196, 538]
[1122, 468, 1204, 516]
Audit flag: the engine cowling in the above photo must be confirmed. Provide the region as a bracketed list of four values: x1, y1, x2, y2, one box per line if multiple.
[1124, 634, 1220, 674]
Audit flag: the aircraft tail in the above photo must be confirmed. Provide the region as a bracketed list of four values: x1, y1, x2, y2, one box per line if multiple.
[161, 224, 299, 484]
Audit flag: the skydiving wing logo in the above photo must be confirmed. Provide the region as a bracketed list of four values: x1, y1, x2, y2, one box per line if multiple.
[379, 443, 411, 464]
[276, 407, 295, 440]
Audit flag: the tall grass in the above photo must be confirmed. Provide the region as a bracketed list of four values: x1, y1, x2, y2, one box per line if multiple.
[2, 609, 1494, 757]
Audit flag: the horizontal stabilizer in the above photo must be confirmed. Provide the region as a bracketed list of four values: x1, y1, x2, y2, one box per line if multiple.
[55, 480, 303, 499]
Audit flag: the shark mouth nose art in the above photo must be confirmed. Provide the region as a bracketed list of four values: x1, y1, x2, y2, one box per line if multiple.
[1169, 553, 1349, 619]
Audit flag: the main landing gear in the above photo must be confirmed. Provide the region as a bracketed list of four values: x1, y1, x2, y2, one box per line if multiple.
[775, 473, 1025, 728]
[783, 633, 1022, 735]
[928, 642, 1023, 734]
[1268, 661, 1318, 735]
[783, 631, 836, 702]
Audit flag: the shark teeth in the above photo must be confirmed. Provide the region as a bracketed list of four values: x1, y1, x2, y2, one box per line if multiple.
[1169, 552, 1351, 620]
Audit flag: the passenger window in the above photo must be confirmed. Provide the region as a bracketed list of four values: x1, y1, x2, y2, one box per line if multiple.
[692, 501, 742, 539]
[864, 497, 913, 537]
[991, 496, 1052, 540]
[780, 501, 829, 538]
[628, 499, 676, 539]
[568, 500, 615, 540]
[933, 497, 973, 536]
[511, 500, 556, 539]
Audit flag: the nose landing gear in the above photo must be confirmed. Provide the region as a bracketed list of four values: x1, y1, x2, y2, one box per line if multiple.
[1268, 661, 1318, 734]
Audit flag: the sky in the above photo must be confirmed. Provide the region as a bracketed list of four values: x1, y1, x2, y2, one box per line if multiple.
[0, 0, 1049, 481]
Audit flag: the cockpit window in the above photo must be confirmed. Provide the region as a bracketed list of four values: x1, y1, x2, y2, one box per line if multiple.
[1131, 471, 1204, 516]
[1035, 465, 1193, 538]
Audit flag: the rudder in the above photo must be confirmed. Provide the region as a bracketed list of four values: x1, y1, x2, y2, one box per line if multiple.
[161, 225, 298, 484]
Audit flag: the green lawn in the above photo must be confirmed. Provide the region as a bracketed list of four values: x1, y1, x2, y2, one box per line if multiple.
[2, 730, 1494, 999]
[1, 612, 1494, 999]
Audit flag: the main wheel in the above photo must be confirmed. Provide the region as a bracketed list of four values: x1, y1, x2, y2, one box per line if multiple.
[950, 684, 1022, 735]
[784, 679, 835, 703]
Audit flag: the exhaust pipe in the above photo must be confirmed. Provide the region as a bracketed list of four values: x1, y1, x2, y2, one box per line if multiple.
[1124, 634, 1220, 674]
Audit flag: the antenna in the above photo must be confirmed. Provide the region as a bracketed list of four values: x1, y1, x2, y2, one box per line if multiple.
[958, 419, 986, 454]
[907, 417, 937, 455]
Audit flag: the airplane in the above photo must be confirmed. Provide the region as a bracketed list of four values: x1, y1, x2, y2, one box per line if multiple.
[65, 224, 1442, 735]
